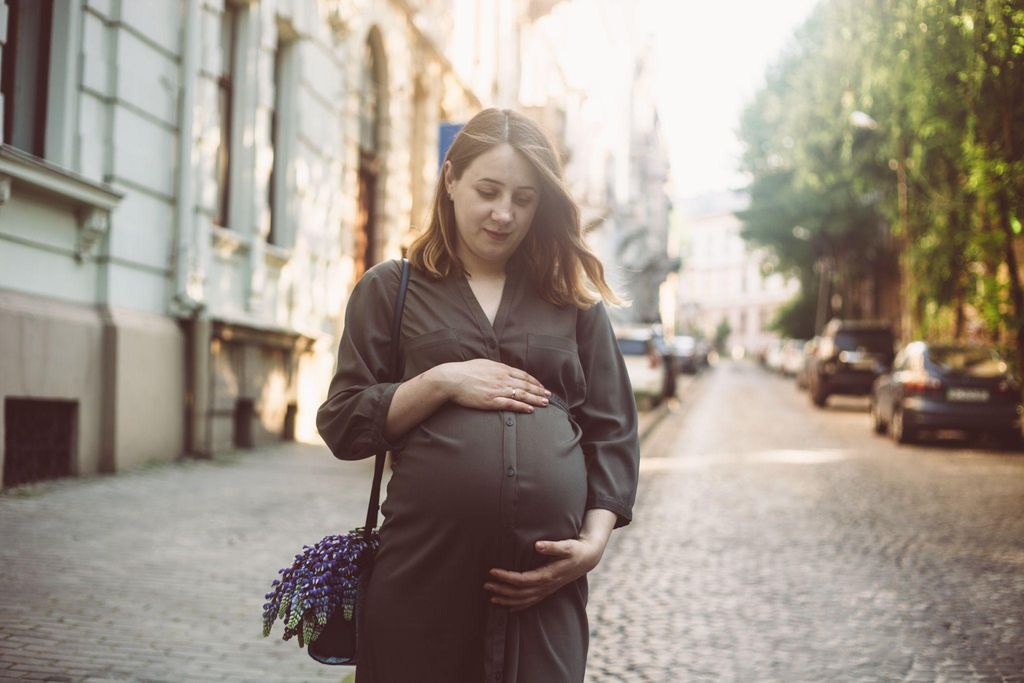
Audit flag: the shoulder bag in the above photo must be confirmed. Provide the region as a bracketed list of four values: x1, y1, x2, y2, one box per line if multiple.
[261, 257, 411, 666]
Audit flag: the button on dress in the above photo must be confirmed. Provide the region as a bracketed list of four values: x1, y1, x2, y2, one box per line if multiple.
[316, 253, 640, 682]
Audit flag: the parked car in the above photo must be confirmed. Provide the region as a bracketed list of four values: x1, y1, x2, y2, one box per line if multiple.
[808, 319, 895, 407]
[870, 342, 1022, 448]
[696, 339, 712, 368]
[795, 337, 820, 390]
[763, 339, 786, 373]
[669, 335, 701, 374]
[780, 339, 808, 376]
[615, 326, 672, 408]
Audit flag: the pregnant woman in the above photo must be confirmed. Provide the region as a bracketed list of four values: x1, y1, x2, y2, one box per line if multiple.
[316, 108, 640, 682]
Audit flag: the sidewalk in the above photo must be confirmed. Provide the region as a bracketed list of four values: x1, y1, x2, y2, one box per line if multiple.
[0, 397, 675, 682]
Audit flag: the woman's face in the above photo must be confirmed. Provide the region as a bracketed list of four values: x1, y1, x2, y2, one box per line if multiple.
[445, 143, 540, 273]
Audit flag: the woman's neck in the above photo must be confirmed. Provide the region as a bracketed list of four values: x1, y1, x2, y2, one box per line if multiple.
[458, 248, 508, 281]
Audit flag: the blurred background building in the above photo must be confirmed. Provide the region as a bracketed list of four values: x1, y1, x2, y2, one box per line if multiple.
[675, 191, 799, 357]
[0, 0, 673, 486]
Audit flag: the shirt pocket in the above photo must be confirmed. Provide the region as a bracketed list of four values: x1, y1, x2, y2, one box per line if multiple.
[526, 333, 586, 402]
[403, 327, 465, 378]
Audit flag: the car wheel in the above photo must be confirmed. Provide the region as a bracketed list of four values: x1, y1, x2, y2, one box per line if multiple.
[871, 399, 887, 435]
[891, 406, 915, 445]
[996, 429, 1022, 452]
[811, 382, 828, 407]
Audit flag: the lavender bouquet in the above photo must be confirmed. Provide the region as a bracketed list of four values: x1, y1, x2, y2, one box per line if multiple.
[262, 527, 381, 648]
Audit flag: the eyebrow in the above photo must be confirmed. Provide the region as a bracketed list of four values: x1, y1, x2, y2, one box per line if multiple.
[476, 177, 537, 191]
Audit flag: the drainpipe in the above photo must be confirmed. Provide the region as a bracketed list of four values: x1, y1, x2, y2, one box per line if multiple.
[173, 0, 211, 457]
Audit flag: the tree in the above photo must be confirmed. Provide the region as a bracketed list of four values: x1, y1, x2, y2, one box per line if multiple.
[738, 0, 1024, 373]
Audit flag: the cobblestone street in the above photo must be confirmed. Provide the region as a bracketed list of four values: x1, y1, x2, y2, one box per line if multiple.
[587, 361, 1024, 682]
[2, 362, 1023, 682]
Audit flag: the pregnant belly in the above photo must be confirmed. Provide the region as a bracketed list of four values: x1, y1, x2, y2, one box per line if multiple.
[383, 400, 588, 537]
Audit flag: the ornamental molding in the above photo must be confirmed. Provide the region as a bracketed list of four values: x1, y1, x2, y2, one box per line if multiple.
[0, 144, 122, 212]
[76, 207, 110, 262]
[324, 0, 368, 39]
[0, 145, 122, 262]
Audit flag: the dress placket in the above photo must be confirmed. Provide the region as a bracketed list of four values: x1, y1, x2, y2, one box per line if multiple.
[454, 268, 524, 682]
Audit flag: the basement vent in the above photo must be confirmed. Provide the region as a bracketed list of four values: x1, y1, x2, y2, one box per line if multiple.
[3, 398, 77, 488]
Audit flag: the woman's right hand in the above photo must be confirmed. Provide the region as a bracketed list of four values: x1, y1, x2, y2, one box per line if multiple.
[429, 359, 551, 413]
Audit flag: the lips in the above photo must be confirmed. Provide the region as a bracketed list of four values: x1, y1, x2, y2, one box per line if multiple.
[484, 229, 511, 242]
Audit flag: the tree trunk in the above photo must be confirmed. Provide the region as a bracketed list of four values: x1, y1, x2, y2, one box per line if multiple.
[997, 191, 1024, 375]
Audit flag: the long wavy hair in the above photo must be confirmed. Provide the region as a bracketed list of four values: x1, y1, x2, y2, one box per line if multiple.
[406, 108, 620, 309]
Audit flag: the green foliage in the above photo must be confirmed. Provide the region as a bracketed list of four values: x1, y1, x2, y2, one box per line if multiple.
[713, 317, 732, 354]
[772, 287, 819, 340]
[738, 0, 1024, 370]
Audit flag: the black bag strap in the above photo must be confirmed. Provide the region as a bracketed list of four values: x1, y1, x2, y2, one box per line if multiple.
[363, 258, 411, 540]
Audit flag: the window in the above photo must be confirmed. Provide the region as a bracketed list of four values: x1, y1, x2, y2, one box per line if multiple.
[1, 0, 54, 156]
[268, 33, 296, 246]
[214, 4, 238, 227]
[354, 31, 386, 278]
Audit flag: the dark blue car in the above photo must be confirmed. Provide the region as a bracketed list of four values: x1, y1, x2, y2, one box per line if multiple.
[870, 341, 1023, 449]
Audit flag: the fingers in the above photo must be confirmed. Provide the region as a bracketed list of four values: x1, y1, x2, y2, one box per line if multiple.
[484, 565, 572, 611]
[512, 371, 550, 398]
[492, 397, 537, 414]
[534, 539, 576, 557]
[506, 382, 550, 407]
[492, 364, 548, 397]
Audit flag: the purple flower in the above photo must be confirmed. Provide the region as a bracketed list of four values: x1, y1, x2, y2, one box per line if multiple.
[261, 528, 380, 646]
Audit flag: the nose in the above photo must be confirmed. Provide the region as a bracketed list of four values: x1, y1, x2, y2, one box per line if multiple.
[491, 197, 512, 225]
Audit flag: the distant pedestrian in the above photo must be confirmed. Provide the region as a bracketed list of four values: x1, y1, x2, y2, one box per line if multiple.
[317, 108, 640, 682]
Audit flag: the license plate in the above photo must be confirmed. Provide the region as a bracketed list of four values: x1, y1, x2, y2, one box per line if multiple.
[946, 388, 990, 402]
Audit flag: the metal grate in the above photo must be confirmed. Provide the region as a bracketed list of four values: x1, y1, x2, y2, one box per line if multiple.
[3, 398, 77, 487]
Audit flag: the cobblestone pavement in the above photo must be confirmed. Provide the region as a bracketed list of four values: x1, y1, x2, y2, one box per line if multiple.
[586, 361, 1024, 682]
[0, 442, 378, 683]
[0, 397, 669, 683]
[4, 363, 1022, 682]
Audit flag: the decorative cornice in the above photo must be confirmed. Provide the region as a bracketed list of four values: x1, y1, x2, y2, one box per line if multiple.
[0, 144, 122, 210]
[76, 207, 110, 262]
[0, 144, 122, 261]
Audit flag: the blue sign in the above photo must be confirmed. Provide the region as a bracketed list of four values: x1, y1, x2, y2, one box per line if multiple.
[438, 123, 463, 170]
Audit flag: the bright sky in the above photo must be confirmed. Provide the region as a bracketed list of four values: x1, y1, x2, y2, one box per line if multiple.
[544, 0, 821, 200]
[646, 0, 821, 199]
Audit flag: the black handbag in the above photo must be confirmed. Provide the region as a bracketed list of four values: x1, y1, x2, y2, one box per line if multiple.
[262, 258, 411, 666]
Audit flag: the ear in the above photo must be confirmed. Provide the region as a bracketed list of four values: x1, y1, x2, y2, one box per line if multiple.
[443, 161, 454, 195]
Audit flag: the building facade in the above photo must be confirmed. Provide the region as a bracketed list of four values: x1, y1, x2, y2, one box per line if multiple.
[519, 0, 674, 328]
[675, 192, 800, 356]
[0, 0, 540, 487]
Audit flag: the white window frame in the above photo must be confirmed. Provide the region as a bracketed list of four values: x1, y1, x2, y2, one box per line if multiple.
[0, 0, 81, 167]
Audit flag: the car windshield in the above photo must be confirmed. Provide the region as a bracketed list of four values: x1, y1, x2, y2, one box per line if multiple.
[928, 346, 1007, 377]
[835, 330, 893, 353]
[617, 339, 649, 356]
[673, 338, 696, 352]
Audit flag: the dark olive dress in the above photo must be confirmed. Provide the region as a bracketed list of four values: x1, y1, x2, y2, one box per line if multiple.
[316, 253, 640, 682]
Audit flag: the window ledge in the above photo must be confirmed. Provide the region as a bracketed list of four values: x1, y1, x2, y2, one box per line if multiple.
[211, 224, 252, 256]
[265, 242, 292, 267]
[0, 144, 123, 261]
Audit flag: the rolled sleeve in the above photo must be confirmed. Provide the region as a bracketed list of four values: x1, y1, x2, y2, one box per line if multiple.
[574, 302, 640, 528]
[316, 261, 404, 461]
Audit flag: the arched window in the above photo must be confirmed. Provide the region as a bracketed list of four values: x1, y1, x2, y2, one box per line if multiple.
[354, 29, 387, 280]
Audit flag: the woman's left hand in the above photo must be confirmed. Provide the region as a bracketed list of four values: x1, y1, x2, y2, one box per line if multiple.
[484, 509, 617, 611]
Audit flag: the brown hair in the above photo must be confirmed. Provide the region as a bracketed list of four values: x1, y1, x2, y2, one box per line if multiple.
[406, 108, 620, 309]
